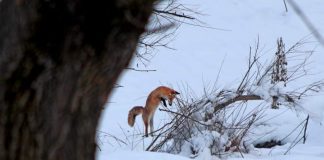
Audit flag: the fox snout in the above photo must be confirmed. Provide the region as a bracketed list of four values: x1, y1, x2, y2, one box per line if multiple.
[168, 90, 180, 106]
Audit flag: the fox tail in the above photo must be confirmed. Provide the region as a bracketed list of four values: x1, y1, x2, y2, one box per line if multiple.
[128, 106, 145, 127]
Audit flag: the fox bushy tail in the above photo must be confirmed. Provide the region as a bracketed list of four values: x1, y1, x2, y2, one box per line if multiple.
[128, 106, 145, 127]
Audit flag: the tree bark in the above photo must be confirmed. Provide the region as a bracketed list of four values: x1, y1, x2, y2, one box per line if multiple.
[0, 0, 156, 159]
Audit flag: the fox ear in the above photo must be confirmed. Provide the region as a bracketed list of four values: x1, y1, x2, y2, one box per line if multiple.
[173, 91, 180, 95]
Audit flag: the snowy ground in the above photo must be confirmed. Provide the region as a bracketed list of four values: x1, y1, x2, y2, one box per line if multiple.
[97, 0, 324, 159]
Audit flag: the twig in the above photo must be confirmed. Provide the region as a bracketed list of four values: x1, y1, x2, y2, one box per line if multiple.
[145, 112, 180, 151]
[96, 130, 128, 146]
[284, 122, 306, 155]
[153, 9, 195, 20]
[96, 143, 101, 151]
[159, 108, 212, 127]
[145, 23, 176, 35]
[114, 84, 124, 88]
[303, 115, 309, 144]
[283, 0, 288, 12]
[287, 0, 324, 46]
[125, 67, 157, 72]
[280, 117, 307, 142]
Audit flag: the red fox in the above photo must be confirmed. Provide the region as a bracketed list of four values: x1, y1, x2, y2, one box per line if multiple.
[128, 86, 180, 137]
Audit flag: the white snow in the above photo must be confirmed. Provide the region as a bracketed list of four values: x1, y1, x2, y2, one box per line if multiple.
[97, 0, 324, 160]
[108, 151, 192, 160]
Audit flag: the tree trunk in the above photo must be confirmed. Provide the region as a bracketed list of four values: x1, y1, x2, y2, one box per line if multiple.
[0, 0, 156, 159]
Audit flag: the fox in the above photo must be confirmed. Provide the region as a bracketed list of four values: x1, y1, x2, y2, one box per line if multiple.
[128, 86, 180, 137]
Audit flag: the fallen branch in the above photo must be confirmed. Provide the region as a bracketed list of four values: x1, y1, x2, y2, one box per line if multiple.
[204, 95, 262, 121]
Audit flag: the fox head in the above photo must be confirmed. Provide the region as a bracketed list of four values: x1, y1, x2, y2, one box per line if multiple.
[162, 90, 180, 106]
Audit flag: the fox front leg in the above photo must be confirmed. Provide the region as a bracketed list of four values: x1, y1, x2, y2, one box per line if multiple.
[161, 98, 167, 107]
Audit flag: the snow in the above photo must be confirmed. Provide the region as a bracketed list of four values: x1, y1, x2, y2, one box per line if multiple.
[298, 95, 324, 123]
[108, 151, 192, 160]
[97, 0, 324, 160]
[229, 144, 324, 160]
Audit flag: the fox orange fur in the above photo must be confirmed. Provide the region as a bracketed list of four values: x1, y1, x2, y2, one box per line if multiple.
[128, 86, 180, 137]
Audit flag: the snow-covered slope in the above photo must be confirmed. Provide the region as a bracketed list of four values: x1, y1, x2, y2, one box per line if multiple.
[97, 0, 324, 159]
[106, 151, 192, 160]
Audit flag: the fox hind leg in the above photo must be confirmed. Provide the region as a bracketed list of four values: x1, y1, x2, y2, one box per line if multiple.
[144, 120, 149, 137]
[142, 113, 149, 137]
[149, 117, 154, 136]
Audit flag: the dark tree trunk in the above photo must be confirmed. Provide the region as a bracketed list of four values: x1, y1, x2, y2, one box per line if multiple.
[0, 0, 156, 159]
